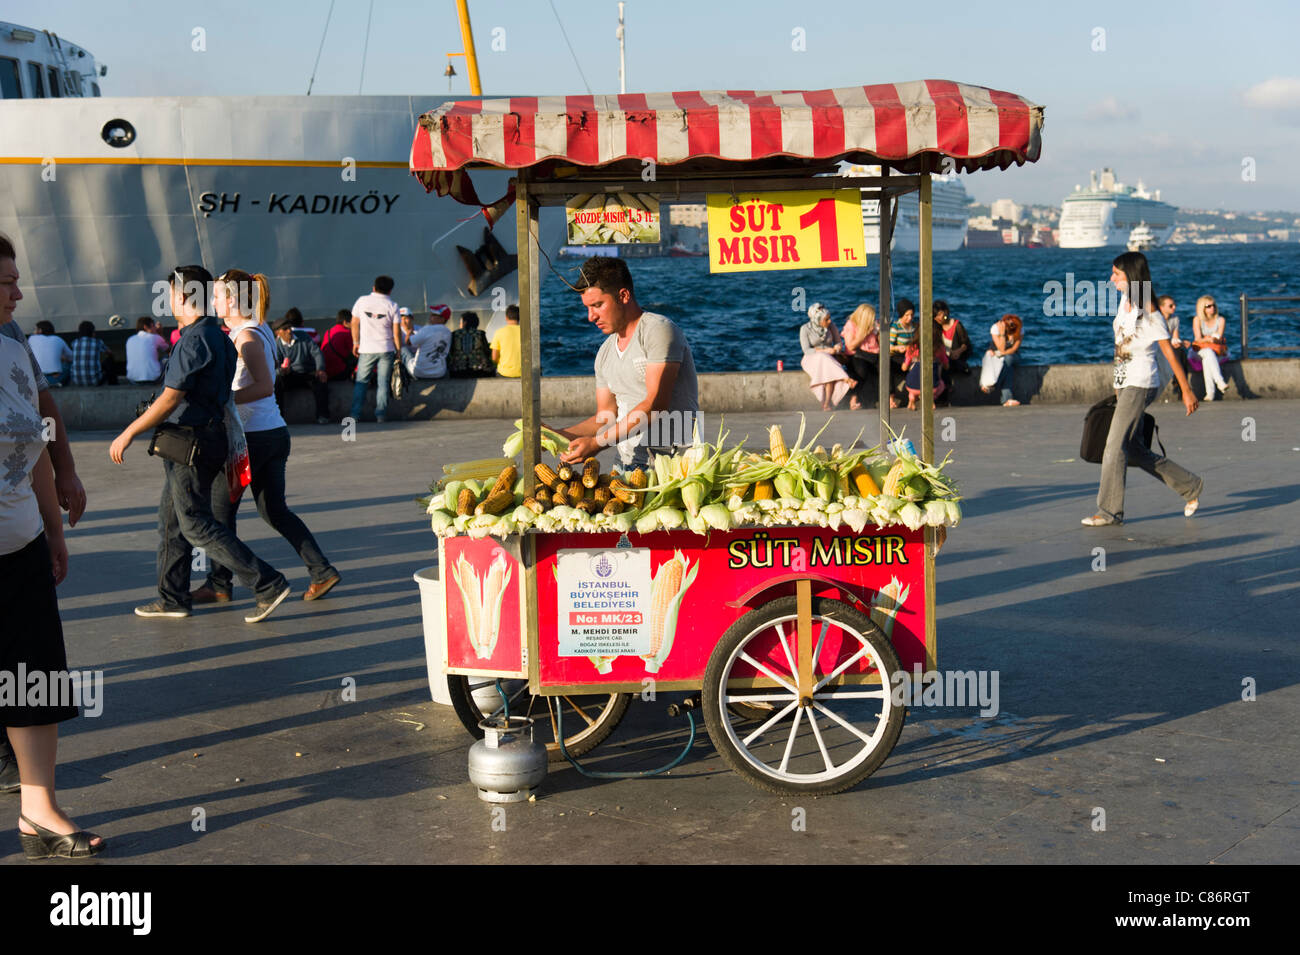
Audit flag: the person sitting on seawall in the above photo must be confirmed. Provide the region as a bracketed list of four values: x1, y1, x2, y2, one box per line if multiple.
[68, 320, 111, 387]
[982, 313, 1023, 407]
[27, 321, 72, 387]
[321, 309, 357, 382]
[491, 305, 522, 379]
[125, 316, 171, 385]
[841, 303, 880, 408]
[901, 320, 949, 411]
[272, 315, 330, 424]
[1191, 295, 1231, 401]
[1153, 295, 1188, 400]
[403, 304, 452, 380]
[800, 302, 858, 411]
[887, 298, 918, 408]
[934, 300, 972, 374]
[447, 312, 496, 378]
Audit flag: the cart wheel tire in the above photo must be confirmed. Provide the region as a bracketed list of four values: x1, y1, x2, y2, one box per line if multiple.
[447, 676, 631, 763]
[702, 595, 905, 796]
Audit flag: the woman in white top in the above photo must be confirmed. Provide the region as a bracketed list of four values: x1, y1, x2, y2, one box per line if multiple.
[192, 269, 340, 603]
[1191, 295, 1231, 401]
[1082, 252, 1202, 526]
[1, 239, 104, 858]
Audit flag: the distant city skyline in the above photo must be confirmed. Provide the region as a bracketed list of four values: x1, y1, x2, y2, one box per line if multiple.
[7, 0, 1300, 212]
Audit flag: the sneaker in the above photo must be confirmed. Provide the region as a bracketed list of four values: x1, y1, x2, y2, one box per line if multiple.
[1081, 514, 1121, 527]
[375, 416, 387, 424]
[190, 586, 231, 604]
[1184, 497, 1200, 517]
[303, 573, 341, 601]
[135, 600, 191, 618]
[1203, 392, 1215, 401]
[245, 584, 291, 624]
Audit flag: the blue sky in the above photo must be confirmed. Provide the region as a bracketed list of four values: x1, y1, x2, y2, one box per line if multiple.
[11, 0, 1300, 211]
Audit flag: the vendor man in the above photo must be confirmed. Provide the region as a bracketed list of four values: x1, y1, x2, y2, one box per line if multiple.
[558, 257, 698, 468]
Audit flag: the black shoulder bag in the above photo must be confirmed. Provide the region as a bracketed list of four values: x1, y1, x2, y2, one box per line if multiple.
[1080, 395, 1165, 463]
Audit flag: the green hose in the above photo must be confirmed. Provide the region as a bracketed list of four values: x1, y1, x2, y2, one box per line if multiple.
[555, 702, 696, 778]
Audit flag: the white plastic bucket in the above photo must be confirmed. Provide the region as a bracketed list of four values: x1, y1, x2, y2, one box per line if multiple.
[413, 565, 452, 705]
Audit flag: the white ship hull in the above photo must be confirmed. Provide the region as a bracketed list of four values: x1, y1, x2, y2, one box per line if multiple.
[861, 176, 970, 253]
[1058, 182, 1177, 249]
[0, 95, 562, 332]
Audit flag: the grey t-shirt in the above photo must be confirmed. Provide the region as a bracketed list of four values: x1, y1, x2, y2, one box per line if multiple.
[593, 310, 698, 464]
[0, 320, 49, 392]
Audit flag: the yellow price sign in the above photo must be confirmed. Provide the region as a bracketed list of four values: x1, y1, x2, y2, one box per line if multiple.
[706, 189, 865, 274]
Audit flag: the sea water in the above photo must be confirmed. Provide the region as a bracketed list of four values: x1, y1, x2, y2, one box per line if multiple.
[537, 243, 1299, 375]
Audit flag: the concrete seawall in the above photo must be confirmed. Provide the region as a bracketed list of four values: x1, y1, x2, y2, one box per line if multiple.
[47, 358, 1300, 429]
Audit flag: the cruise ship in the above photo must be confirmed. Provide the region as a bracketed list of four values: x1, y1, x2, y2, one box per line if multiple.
[1057, 168, 1177, 249]
[0, 20, 558, 332]
[841, 164, 971, 252]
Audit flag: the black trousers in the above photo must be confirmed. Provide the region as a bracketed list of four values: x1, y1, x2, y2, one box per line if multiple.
[275, 371, 330, 419]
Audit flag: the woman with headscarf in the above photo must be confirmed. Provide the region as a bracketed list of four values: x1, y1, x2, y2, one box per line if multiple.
[799, 303, 857, 411]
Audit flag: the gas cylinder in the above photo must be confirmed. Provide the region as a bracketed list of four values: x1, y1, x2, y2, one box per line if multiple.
[467, 715, 548, 803]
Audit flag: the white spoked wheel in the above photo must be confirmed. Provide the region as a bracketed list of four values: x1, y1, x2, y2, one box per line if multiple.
[702, 594, 905, 796]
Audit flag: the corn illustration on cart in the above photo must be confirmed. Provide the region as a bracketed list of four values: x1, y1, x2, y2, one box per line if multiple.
[411, 81, 1044, 795]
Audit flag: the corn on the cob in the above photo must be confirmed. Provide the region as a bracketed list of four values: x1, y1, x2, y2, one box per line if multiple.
[535, 486, 552, 506]
[567, 480, 584, 501]
[608, 478, 637, 504]
[601, 498, 624, 516]
[522, 497, 545, 515]
[534, 463, 561, 490]
[769, 425, 789, 465]
[557, 464, 575, 483]
[582, 458, 600, 488]
[456, 487, 476, 516]
[551, 483, 570, 507]
[881, 459, 908, 497]
[850, 464, 881, 496]
[593, 486, 611, 506]
[626, 468, 648, 489]
[475, 489, 513, 516]
[753, 480, 775, 501]
[648, 558, 685, 657]
[488, 465, 518, 500]
[574, 498, 597, 514]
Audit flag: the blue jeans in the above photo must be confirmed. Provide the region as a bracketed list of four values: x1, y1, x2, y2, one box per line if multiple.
[995, 353, 1017, 404]
[156, 430, 287, 609]
[206, 426, 337, 594]
[351, 351, 394, 421]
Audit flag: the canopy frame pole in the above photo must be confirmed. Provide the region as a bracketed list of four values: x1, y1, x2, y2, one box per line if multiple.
[516, 168, 544, 694]
[878, 190, 893, 449]
[919, 173, 934, 465]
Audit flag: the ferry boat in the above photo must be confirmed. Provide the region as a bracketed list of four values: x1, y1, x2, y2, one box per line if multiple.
[1126, 223, 1156, 251]
[842, 165, 970, 253]
[1057, 168, 1177, 249]
[0, 20, 557, 333]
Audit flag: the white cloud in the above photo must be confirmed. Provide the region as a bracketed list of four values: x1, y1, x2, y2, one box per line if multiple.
[1084, 96, 1139, 122]
[1243, 77, 1300, 111]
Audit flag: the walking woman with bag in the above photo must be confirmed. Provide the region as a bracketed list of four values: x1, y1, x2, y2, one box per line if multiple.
[1082, 252, 1203, 527]
[191, 270, 341, 604]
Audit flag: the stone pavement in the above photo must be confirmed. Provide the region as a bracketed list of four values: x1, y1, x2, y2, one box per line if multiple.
[4, 401, 1297, 865]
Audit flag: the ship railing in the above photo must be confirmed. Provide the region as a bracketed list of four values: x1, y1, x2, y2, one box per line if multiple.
[1239, 294, 1300, 359]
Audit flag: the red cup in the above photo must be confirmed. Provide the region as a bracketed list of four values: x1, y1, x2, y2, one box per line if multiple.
[776, 360, 784, 372]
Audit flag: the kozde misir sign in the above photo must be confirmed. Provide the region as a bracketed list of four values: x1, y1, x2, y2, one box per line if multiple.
[706, 189, 866, 273]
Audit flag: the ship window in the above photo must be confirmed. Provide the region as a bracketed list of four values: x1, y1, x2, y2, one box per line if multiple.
[47, 66, 61, 97]
[27, 62, 45, 97]
[0, 58, 21, 99]
[92, 82, 100, 97]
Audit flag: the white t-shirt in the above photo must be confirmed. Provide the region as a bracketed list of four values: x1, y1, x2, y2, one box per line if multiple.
[126, 330, 168, 381]
[28, 333, 72, 375]
[228, 320, 287, 433]
[351, 292, 399, 354]
[408, 323, 451, 378]
[0, 337, 45, 555]
[1112, 299, 1170, 390]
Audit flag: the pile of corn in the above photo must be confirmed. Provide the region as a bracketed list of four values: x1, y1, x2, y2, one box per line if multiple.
[423, 417, 962, 539]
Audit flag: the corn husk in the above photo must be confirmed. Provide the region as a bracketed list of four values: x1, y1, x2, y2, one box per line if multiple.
[430, 510, 455, 534]
[700, 503, 732, 531]
[842, 508, 870, 533]
[898, 502, 926, 531]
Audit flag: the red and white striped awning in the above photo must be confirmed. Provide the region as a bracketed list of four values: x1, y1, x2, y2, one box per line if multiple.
[410, 80, 1043, 189]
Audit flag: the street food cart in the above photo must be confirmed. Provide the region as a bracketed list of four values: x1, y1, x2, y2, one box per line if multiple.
[411, 82, 1044, 795]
